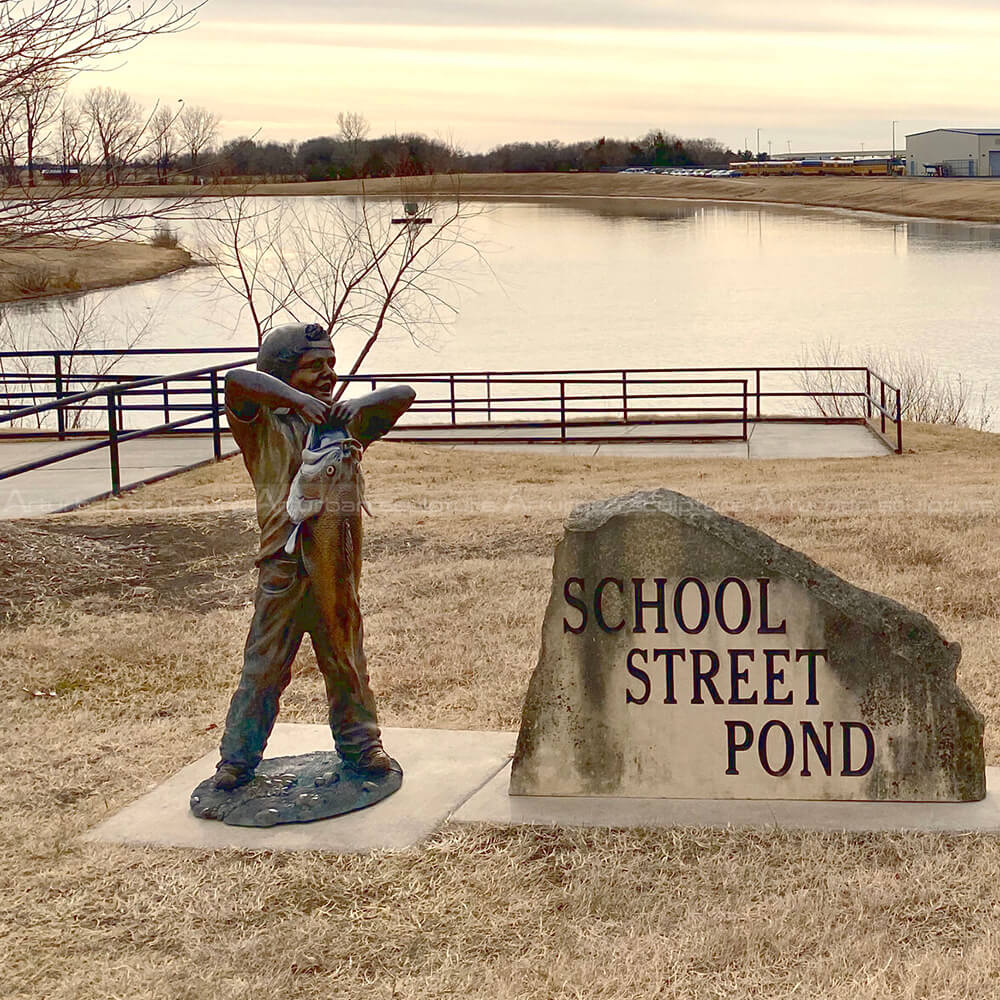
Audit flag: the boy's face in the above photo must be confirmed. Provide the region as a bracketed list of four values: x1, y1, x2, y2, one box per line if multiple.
[289, 347, 336, 401]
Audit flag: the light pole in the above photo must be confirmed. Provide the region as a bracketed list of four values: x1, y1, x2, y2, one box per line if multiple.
[756, 127, 760, 159]
[891, 120, 898, 176]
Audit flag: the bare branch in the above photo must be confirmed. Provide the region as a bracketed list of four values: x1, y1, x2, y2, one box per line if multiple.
[178, 103, 218, 173]
[0, 0, 207, 247]
[198, 180, 485, 375]
[0, 1, 205, 103]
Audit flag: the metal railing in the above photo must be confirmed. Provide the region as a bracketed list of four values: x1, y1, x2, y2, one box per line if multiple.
[0, 354, 903, 499]
[337, 366, 902, 453]
[366, 373, 750, 444]
[0, 356, 254, 495]
[0, 347, 253, 441]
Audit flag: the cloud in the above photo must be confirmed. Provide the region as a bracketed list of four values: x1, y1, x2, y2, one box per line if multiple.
[82, 0, 1000, 153]
[202, 0, 997, 37]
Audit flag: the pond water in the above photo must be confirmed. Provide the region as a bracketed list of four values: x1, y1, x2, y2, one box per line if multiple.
[7, 196, 1000, 419]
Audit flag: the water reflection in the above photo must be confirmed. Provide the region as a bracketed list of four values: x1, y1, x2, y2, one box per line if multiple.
[904, 219, 1000, 253]
[4, 196, 1000, 414]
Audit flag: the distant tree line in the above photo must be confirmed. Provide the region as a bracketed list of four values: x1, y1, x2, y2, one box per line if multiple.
[214, 118, 748, 181]
[8, 86, 750, 185]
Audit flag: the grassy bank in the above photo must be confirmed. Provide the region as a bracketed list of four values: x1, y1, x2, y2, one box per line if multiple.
[0, 240, 191, 304]
[3, 423, 1000, 998]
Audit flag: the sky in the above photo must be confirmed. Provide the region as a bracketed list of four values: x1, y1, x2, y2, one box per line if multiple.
[69, 0, 1000, 154]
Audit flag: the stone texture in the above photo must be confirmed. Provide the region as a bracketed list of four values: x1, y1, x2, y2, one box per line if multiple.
[510, 489, 985, 802]
[190, 751, 401, 827]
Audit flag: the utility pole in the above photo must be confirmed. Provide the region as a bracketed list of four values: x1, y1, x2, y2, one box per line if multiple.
[892, 120, 898, 176]
[756, 127, 760, 158]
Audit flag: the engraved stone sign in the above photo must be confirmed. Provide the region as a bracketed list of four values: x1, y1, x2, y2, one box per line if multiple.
[510, 490, 985, 802]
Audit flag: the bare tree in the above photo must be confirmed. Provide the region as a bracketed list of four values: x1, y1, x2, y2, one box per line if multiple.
[197, 182, 482, 381]
[0, 71, 61, 187]
[150, 100, 182, 181]
[0, 0, 205, 247]
[337, 110, 369, 169]
[56, 95, 91, 182]
[22, 71, 61, 185]
[81, 86, 144, 184]
[337, 111, 369, 146]
[0, 91, 25, 184]
[0, 1, 203, 103]
[178, 103, 219, 175]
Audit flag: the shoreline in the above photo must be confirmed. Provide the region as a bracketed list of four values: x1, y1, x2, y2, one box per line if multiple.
[4, 172, 998, 305]
[0, 240, 192, 305]
[107, 172, 1000, 225]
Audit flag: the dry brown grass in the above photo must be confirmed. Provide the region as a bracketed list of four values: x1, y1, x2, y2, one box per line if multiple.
[0, 240, 192, 304]
[3, 423, 1000, 998]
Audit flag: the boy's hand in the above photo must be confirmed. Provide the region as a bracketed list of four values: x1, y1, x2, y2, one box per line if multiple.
[327, 399, 359, 428]
[295, 394, 331, 425]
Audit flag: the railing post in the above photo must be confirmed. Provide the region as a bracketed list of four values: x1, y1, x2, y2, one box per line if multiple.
[621, 370, 628, 423]
[742, 379, 749, 442]
[210, 371, 222, 460]
[449, 374, 456, 425]
[755, 369, 761, 420]
[865, 369, 872, 420]
[106, 389, 121, 496]
[559, 381, 567, 442]
[896, 388, 902, 454]
[162, 382, 170, 425]
[880, 381, 886, 434]
[486, 373, 492, 422]
[53, 353, 66, 440]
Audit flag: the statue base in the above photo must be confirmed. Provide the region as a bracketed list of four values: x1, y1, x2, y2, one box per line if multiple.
[190, 750, 402, 827]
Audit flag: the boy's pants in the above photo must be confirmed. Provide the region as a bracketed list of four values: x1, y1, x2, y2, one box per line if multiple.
[218, 549, 380, 771]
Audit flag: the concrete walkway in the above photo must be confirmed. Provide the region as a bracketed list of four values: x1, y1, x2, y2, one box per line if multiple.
[436, 421, 891, 459]
[84, 724, 1000, 855]
[0, 434, 237, 518]
[1, 422, 889, 519]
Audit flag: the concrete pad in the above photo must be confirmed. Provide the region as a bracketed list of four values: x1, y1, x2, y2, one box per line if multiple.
[84, 725, 516, 854]
[452, 762, 1000, 834]
[749, 423, 889, 459]
[436, 423, 888, 461]
[593, 440, 749, 459]
[454, 442, 605, 456]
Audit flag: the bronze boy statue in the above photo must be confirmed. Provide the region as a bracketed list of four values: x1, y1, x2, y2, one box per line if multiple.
[213, 323, 414, 791]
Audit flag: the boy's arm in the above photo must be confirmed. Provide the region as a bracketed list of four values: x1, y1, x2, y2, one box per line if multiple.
[225, 369, 330, 424]
[333, 385, 416, 447]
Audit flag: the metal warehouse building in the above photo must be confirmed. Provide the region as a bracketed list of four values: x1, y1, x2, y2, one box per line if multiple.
[905, 129, 1000, 177]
